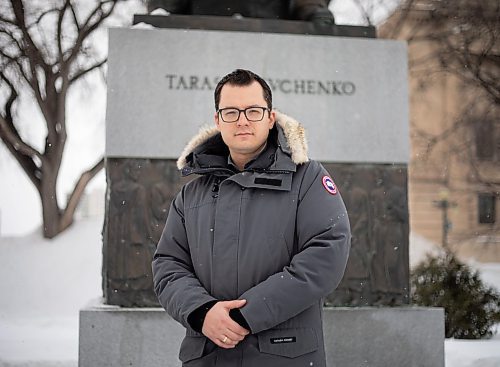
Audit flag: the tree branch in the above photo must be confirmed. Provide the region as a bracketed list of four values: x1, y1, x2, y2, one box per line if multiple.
[0, 71, 42, 189]
[0, 130, 41, 190]
[352, 0, 373, 26]
[0, 114, 43, 160]
[0, 72, 42, 160]
[9, 0, 58, 127]
[69, 57, 107, 84]
[383, 0, 416, 39]
[0, 14, 16, 26]
[0, 40, 33, 88]
[57, 0, 72, 61]
[59, 157, 105, 231]
[0, 26, 24, 56]
[30, 7, 59, 29]
[69, 1, 81, 33]
[10, 0, 49, 74]
[63, 0, 116, 67]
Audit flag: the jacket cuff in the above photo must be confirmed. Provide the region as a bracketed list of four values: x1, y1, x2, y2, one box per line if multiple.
[229, 308, 251, 331]
[238, 296, 275, 334]
[187, 300, 218, 333]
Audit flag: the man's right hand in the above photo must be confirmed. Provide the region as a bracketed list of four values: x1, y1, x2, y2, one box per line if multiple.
[202, 299, 250, 349]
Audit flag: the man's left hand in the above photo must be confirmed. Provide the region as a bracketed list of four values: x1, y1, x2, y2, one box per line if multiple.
[202, 299, 250, 348]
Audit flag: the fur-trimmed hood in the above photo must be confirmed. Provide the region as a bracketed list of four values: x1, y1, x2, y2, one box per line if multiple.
[177, 111, 308, 170]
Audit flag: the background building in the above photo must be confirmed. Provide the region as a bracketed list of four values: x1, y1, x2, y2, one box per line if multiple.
[379, 0, 500, 261]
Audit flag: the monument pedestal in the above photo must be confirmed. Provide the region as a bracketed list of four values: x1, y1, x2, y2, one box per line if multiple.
[79, 301, 444, 367]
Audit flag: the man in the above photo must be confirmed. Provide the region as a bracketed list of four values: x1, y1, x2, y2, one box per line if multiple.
[152, 69, 350, 366]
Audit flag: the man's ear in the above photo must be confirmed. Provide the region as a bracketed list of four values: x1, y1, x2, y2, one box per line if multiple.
[268, 109, 276, 129]
[214, 111, 221, 130]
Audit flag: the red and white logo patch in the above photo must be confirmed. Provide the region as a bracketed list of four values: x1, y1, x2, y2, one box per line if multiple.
[322, 175, 337, 195]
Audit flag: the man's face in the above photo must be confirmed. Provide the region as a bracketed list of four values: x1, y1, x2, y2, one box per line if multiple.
[215, 81, 275, 159]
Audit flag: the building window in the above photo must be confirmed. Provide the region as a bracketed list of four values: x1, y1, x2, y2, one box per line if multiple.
[496, 123, 500, 160]
[475, 120, 495, 160]
[478, 193, 496, 224]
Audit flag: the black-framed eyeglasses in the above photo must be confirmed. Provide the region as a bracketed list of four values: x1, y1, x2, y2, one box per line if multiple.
[217, 107, 270, 123]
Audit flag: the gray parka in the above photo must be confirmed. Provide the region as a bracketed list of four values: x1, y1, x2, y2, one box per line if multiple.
[152, 111, 351, 366]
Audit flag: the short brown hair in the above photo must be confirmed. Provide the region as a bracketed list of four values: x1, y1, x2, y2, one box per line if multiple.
[214, 69, 272, 111]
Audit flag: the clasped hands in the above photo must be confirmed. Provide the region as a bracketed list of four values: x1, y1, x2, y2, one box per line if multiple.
[202, 299, 250, 349]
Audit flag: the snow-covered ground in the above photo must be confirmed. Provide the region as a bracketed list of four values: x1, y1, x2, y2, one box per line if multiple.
[0, 218, 499, 367]
[0, 217, 102, 367]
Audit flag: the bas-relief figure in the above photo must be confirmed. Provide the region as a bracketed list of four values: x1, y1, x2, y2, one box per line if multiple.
[324, 164, 410, 306]
[151, 161, 179, 243]
[104, 158, 186, 306]
[108, 161, 151, 286]
[370, 170, 408, 302]
[338, 169, 372, 306]
[147, 0, 335, 24]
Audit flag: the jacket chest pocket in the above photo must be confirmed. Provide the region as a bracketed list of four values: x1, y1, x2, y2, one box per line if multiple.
[239, 189, 296, 253]
[257, 327, 319, 358]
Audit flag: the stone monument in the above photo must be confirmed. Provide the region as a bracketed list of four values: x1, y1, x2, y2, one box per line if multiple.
[80, 6, 444, 367]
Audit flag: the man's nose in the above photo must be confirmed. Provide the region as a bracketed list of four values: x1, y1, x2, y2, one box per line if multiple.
[236, 112, 250, 126]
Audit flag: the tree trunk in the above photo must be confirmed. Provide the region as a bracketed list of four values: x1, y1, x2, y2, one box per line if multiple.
[40, 167, 62, 239]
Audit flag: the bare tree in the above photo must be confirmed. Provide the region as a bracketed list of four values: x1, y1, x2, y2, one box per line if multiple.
[380, 0, 500, 187]
[346, 0, 499, 106]
[387, 0, 499, 103]
[0, 0, 128, 238]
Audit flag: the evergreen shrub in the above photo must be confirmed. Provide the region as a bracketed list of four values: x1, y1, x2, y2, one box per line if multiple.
[411, 252, 500, 339]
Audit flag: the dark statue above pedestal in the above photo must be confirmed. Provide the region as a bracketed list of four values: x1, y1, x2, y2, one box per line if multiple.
[136, 1, 376, 38]
[147, 0, 335, 25]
